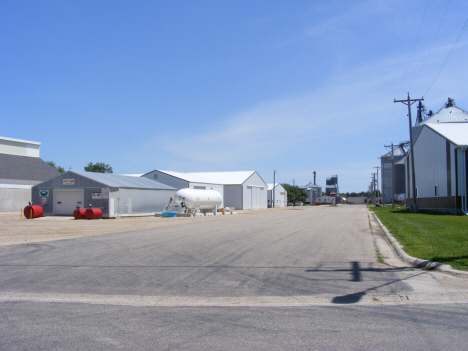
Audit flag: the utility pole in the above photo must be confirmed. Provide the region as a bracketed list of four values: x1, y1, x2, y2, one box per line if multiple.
[371, 173, 376, 205]
[374, 166, 381, 205]
[373, 173, 376, 205]
[394, 93, 424, 213]
[273, 170, 276, 208]
[384, 143, 395, 209]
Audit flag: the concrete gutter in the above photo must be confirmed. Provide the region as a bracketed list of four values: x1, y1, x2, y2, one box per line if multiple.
[370, 209, 468, 277]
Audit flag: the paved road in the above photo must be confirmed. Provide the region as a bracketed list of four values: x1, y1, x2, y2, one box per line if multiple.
[1, 205, 468, 350]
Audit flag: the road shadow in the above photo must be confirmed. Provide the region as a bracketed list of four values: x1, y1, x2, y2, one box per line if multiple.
[305, 261, 425, 305]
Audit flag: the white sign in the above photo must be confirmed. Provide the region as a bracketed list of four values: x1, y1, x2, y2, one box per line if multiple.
[63, 179, 75, 186]
[101, 187, 109, 199]
[92, 193, 102, 200]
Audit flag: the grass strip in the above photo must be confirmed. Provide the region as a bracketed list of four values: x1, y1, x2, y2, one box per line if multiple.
[368, 205, 468, 271]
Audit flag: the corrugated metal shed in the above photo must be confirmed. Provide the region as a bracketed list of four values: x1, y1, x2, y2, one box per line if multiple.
[32, 171, 176, 217]
[424, 123, 468, 147]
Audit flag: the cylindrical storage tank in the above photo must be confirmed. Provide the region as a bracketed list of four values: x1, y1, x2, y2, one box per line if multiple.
[85, 208, 102, 220]
[73, 209, 87, 219]
[174, 188, 222, 210]
[23, 205, 44, 219]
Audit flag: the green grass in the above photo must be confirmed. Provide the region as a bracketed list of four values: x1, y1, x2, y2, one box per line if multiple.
[368, 205, 468, 271]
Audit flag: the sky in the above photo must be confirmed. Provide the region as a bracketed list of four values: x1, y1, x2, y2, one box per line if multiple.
[2, 1, 468, 193]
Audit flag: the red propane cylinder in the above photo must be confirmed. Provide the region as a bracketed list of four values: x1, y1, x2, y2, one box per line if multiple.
[23, 205, 44, 219]
[85, 208, 102, 220]
[73, 209, 87, 219]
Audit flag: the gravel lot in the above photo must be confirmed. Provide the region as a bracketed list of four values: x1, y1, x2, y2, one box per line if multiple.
[1, 206, 301, 247]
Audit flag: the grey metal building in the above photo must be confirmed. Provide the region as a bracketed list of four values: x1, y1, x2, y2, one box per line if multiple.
[301, 182, 322, 204]
[32, 171, 176, 217]
[380, 145, 408, 204]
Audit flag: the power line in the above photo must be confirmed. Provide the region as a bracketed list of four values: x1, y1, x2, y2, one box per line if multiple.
[395, 0, 429, 97]
[409, 0, 451, 92]
[424, 17, 468, 96]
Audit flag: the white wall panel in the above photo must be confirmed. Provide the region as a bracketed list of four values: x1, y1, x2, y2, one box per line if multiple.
[414, 127, 447, 198]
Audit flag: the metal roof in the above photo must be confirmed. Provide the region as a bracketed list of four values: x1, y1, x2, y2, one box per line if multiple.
[154, 170, 223, 184]
[424, 123, 468, 147]
[187, 171, 259, 185]
[0, 136, 41, 146]
[267, 183, 285, 191]
[303, 182, 321, 189]
[418, 106, 468, 125]
[71, 171, 176, 189]
[0, 153, 61, 181]
[382, 146, 408, 158]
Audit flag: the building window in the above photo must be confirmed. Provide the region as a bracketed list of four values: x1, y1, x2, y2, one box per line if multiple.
[435, 185, 438, 197]
[153, 174, 158, 179]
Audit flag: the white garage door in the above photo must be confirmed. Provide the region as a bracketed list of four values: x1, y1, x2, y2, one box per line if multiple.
[55, 190, 84, 215]
[280, 192, 286, 207]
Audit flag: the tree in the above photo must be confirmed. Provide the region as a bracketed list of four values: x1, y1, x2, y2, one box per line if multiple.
[46, 161, 65, 173]
[84, 162, 113, 173]
[281, 184, 308, 205]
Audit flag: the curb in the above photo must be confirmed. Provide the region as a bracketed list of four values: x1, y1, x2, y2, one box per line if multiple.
[370, 210, 468, 277]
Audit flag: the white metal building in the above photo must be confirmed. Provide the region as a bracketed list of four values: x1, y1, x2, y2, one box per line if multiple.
[193, 171, 268, 210]
[31, 171, 176, 217]
[267, 183, 287, 207]
[144, 171, 268, 210]
[0, 136, 60, 212]
[405, 102, 468, 214]
[141, 170, 224, 206]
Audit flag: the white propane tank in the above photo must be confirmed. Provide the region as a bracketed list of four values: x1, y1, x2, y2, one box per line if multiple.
[174, 188, 222, 210]
[397, 193, 406, 202]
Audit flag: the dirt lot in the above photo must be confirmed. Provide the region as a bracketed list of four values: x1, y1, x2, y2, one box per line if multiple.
[1, 207, 305, 247]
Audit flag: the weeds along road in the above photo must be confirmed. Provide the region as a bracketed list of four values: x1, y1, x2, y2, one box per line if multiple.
[1, 205, 468, 350]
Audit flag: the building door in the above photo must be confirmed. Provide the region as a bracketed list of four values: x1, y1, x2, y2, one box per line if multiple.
[280, 192, 285, 207]
[54, 190, 84, 215]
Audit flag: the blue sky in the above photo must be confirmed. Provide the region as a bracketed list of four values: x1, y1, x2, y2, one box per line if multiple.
[2, 1, 467, 192]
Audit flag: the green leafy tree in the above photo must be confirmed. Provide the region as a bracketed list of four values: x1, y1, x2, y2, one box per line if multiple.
[46, 161, 65, 173]
[281, 184, 308, 206]
[84, 162, 113, 173]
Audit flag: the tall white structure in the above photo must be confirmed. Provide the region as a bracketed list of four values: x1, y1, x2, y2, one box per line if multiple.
[405, 99, 468, 214]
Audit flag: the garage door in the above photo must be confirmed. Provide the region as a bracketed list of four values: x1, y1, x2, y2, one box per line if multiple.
[280, 192, 286, 207]
[55, 190, 84, 215]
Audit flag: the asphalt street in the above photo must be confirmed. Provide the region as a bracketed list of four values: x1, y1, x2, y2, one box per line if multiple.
[1, 205, 468, 350]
